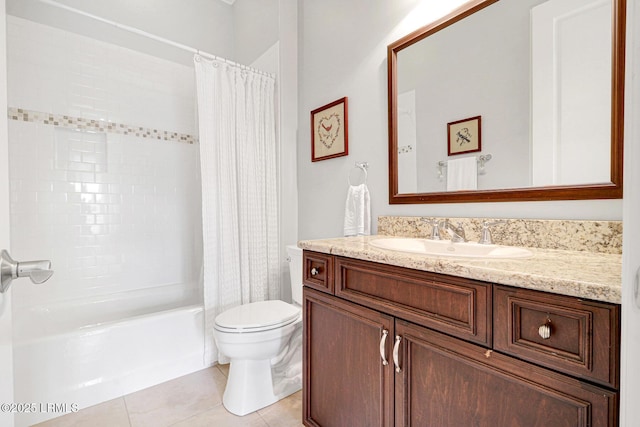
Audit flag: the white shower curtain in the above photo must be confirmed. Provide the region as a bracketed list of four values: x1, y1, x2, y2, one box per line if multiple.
[194, 54, 279, 364]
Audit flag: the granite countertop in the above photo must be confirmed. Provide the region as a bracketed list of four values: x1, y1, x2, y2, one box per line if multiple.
[298, 235, 622, 304]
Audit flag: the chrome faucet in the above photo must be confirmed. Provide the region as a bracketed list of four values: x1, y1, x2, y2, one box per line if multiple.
[422, 218, 443, 240]
[478, 220, 507, 245]
[443, 221, 467, 243]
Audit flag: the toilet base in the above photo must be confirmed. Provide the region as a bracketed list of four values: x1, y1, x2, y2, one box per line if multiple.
[222, 358, 301, 416]
[215, 313, 303, 416]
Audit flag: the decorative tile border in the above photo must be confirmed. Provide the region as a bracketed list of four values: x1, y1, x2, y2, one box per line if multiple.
[377, 216, 623, 254]
[8, 107, 197, 144]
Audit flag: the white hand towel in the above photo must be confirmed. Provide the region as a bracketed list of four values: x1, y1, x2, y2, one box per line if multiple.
[343, 183, 371, 236]
[446, 156, 478, 191]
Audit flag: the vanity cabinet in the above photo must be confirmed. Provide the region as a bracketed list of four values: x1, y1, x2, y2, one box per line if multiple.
[302, 251, 620, 427]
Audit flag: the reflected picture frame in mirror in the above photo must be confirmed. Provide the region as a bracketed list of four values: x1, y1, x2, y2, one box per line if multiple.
[387, 0, 625, 204]
[448, 116, 482, 156]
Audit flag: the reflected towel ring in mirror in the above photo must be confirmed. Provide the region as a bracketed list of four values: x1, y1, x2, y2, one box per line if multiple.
[349, 162, 369, 186]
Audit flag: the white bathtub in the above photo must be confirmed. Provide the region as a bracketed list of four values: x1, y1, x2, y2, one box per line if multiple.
[12, 285, 206, 426]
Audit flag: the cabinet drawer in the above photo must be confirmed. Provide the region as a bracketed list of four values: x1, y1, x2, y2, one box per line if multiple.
[494, 285, 620, 388]
[302, 251, 334, 294]
[334, 256, 491, 346]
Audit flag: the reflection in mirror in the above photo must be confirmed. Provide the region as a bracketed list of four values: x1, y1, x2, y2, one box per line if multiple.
[388, 0, 625, 204]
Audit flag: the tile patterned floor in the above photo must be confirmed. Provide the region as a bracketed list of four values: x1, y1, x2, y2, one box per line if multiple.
[34, 364, 302, 427]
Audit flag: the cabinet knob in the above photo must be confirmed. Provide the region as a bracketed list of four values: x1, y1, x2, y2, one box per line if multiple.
[538, 323, 552, 339]
[310, 267, 320, 276]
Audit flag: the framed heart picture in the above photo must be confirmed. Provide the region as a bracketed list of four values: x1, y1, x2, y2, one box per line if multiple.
[311, 97, 348, 162]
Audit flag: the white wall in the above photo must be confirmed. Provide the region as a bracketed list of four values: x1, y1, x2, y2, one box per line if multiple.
[7, 17, 202, 313]
[6, 0, 234, 65]
[233, 0, 279, 65]
[298, 0, 622, 240]
[278, 0, 299, 300]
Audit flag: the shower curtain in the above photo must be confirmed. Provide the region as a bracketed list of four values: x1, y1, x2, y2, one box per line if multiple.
[194, 54, 279, 364]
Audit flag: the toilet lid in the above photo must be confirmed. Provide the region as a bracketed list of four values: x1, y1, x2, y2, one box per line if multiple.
[214, 300, 300, 332]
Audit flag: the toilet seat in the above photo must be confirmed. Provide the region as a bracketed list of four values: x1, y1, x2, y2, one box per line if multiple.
[214, 300, 301, 333]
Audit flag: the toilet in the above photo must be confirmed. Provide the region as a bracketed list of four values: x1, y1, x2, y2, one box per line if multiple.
[213, 244, 303, 416]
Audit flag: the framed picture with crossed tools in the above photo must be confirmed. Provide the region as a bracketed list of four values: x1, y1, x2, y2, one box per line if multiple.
[447, 115, 481, 156]
[311, 97, 349, 162]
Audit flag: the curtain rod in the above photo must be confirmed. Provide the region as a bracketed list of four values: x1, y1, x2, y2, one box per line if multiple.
[38, 0, 275, 78]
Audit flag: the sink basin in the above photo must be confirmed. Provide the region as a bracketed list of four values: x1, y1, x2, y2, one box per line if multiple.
[369, 238, 533, 259]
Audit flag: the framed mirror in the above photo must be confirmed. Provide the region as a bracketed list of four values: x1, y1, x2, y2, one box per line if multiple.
[387, 0, 625, 204]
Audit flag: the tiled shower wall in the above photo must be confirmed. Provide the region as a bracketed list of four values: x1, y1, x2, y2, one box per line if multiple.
[7, 16, 202, 311]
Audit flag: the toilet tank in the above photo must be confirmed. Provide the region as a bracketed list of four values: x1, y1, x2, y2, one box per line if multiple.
[286, 245, 303, 305]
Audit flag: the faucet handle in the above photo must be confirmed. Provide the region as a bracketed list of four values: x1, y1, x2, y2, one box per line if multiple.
[444, 220, 467, 243]
[449, 221, 465, 232]
[1, 250, 54, 293]
[478, 220, 507, 245]
[422, 217, 443, 240]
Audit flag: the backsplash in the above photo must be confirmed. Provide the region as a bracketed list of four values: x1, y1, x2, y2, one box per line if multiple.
[377, 216, 622, 255]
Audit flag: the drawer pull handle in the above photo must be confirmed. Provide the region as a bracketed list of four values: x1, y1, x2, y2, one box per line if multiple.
[310, 267, 320, 276]
[393, 335, 402, 373]
[538, 323, 552, 339]
[379, 330, 389, 366]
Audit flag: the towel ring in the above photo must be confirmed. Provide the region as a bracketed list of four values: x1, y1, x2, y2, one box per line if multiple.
[348, 162, 368, 186]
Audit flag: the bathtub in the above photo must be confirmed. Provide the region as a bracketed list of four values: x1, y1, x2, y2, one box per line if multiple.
[12, 285, 206, 426]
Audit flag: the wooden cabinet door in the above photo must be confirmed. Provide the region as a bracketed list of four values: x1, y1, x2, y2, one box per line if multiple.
[303, 288, 394, 427]
[394, 320, 617, 427]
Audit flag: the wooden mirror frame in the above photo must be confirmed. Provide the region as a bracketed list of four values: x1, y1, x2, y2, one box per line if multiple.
[387, 0, 625, 204]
